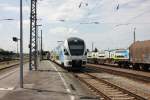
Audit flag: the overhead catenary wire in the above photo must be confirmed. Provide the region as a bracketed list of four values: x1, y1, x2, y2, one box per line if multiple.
[64, 0, 150, 41]
[65, 0, 103, 36]
[37, 0, 150, 37]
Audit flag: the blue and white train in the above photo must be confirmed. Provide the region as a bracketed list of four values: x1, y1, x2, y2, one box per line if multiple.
[87, 49, 129, 66]
[51, 37, 87, 69]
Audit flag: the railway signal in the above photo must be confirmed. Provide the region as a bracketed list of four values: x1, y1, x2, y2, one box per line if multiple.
[13, 37, 19, 42]
[12, 37, 20, 57]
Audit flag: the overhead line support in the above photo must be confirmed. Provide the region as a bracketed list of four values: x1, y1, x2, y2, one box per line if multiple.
[29, 0, 38, 70]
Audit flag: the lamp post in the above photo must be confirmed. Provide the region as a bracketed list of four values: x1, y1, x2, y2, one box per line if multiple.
[36, 24, 42, 52]
[40, 30, 43, 60]
[92, 42, 94, 51]
[36, 25, 42, 65]
[20, 0, 23, 88]
[133, 27, 136, 43]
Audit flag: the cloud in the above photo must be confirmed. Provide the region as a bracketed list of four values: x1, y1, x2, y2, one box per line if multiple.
[0, 0, 150, 52]
[2, 5, 30, 13]
[37, 0, 150, 24]
[49, 27, 78, 36]
[38, 0, 88, 21]
[16, 19, 30, 30]
[0, 24, 2, 31]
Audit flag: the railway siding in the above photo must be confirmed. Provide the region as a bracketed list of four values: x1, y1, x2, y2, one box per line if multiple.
[86, 64, 150, 82]
[0, 60, 28, 71]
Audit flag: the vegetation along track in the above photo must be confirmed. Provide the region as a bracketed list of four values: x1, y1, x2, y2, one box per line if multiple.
[74, 72, 147, 100]
[85, 64, 150, 82]
[0, 60, 29, 71]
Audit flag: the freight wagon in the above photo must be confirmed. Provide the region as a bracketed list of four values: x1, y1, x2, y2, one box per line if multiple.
[87, 40, 150, 71]
[129, 40, 150, 70]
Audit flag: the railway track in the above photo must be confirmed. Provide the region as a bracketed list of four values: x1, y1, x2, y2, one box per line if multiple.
[51, 61, 149, 99]
[85, 64, 150, 82]
[102, 63, 150, 72]
[74, 72, 147, 100]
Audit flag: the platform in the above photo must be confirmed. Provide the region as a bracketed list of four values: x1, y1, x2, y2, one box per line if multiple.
[0, 60, 99, 100]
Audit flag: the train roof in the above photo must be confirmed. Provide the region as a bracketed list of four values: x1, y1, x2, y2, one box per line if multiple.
[130, 40, 150, 48]
[104, 49, 128, 52]
[67, 37, 84, 42]
[133, 40, 150, 44]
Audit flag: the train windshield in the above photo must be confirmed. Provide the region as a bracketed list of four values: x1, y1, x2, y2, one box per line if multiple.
[69, 45, 84, 49]
[68, 38, 85, 56]
[116, 50, 127, 53]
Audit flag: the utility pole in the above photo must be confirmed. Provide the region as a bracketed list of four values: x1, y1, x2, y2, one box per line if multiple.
[133, 27, 136, 43]
[36, 25, 42, 62]
[20, 0, 23, 88]
[41, 30, 43, 60]
[29, 0, 38, 70]
[16, 39, 19, 57]
[92, 42, 94, 51]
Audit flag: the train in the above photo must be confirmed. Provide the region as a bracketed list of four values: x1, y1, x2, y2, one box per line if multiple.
[87, 40, 150, 70]
[50, 37, 87, 69]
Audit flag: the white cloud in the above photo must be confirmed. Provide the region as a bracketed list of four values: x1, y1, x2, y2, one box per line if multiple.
[0, 0, 150, 52]
[16, 19, 30, 30]
[0, 24, 2, 30]
[38, 0, 88, 21]
[49, 27, 78, 35]
[37, 0, 150, 24]
[2, 5, 30, 13]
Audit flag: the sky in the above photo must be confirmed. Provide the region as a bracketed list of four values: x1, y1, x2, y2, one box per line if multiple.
[0, 0, 150, 53]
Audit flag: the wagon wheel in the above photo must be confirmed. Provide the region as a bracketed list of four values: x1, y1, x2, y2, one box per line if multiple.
[142, 65, 149, 71]
[132, 64, 140, 70]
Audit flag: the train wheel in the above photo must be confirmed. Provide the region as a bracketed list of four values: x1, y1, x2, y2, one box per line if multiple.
[124, 63, 129, 68]
[142, 65, 149, 71]
[118, 63, 122, 67]
[121, 62, 126, 68]
[118, 62, 124, 68]
[132, 64, 140, 70]
[139, 64, 143, 70]
[121, 64, 126, 68]
[129, 64, 132, 69]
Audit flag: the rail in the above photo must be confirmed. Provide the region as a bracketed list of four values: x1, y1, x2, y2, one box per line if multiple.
[74, 72, 147, 100]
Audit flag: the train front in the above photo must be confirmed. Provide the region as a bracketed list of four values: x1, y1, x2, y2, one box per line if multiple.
[64, 37, 87, 68]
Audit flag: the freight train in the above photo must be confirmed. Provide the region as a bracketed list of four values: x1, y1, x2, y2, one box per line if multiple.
[50, 37, 87, 69]
[87, 40, 150, 70]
